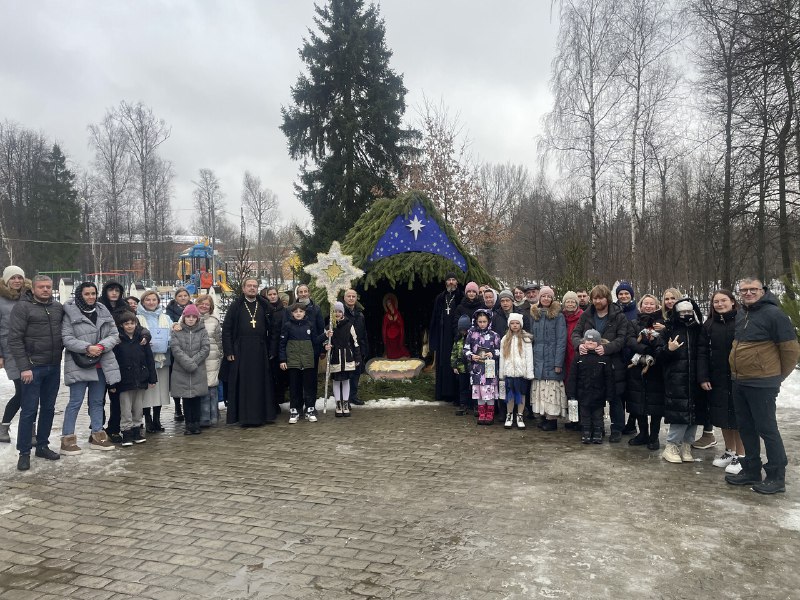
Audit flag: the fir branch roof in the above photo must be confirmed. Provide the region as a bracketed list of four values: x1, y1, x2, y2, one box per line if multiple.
[341, 190, 496, 290]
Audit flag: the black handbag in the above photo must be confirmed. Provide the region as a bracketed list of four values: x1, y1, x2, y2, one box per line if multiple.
[70, 351, 101, 369]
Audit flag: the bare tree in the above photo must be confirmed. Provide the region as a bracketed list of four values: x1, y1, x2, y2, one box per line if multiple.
[542, 0, 626, 276]
[241, 171, 278, 279]
[115, 101, 171, 279]
[88, 110, 132, 268]
[192, 168, 225, 244]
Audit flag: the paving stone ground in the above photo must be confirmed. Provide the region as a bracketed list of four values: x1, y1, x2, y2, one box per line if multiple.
[0, 393, 799, 599]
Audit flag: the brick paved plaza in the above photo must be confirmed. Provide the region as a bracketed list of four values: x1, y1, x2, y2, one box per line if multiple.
[1, 396, 799, 599]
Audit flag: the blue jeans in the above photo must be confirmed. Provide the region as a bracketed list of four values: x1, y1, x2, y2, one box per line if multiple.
[666, 423, 698, 445]
[733, 383, 786, 469]
[200, 385, 219, 426]
[16, 364, 61, 454]
[62, 370, 107, 436]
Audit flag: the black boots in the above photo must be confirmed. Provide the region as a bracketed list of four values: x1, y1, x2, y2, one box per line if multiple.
[581, 429, 591, 444]
[752, 464, 785, 495]
[144, 412, 156, 433]
[726, 457, 763, 486]
[174, 398, 184, 422]
[540, 419, 557, 432]
[591, 428, 603, 444]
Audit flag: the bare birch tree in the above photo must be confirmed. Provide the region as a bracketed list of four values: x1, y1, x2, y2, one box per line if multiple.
[241, 171, 278, 279]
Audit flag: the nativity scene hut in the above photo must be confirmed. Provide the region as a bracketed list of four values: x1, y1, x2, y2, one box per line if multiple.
[340, 190, 496, 361]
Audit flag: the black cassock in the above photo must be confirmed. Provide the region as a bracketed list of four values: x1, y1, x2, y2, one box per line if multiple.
[429, 287, 463, 402]
[222, 296, 276, 425]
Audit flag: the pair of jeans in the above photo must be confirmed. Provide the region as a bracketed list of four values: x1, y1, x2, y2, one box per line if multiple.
[2, 378, 22, 423]
[666, 423, 698, 445]
[17, 364, 61, 454]
[62, 370, 107, 436]
[609, 394, 625, 433]
[199, 385, 219, 426]
[733, 383, 786, 468]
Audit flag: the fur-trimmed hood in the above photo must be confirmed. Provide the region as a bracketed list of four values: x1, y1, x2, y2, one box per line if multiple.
[0, 277, 32, 301]
[530, 300, 562, 321]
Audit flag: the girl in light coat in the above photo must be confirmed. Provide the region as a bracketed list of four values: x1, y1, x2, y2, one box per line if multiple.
[169, 304, 210, 435]
[193, 295, 222, 426]
[498, 313, 534, 429]
[136, 290, 173, 433]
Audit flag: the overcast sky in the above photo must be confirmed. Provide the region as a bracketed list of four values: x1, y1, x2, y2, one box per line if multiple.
[0, 1, 558, 229]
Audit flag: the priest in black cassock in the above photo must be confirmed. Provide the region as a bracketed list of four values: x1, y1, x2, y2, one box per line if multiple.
[222, 277, 277, 425]
[429, 273, 463, 403]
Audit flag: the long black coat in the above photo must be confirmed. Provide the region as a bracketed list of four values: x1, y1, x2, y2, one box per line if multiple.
[658, 300, 706, 425]
[625, 312, 666, 417]
[429, 287, 463, 401]
[697, 309, 737, 429]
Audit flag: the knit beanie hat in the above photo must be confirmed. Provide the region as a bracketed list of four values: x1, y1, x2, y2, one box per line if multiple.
[616, 281, 635, 301]
[674, 300, 693, 314]
[562, 291, 579, 306]
[583, 329, 601, 342]
[333, 301, 344, 313]
[182, 304, 200, 318]
[508, 312, 523, 325]
[498, 289, 514, 302]
[457, 315, 471, 332]
[539, 285, 555, 299]
[465, 281, 479, 294]
[2, 265, 24, 284]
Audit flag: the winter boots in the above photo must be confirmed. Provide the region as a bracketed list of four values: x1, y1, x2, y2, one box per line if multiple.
[581, 429, 592, 444]
[173, 398, 184, 422]
[540, 419, 557, 432]
[0, 422, 10, 443]
[591, 428, 603, 444]
[752, 465, 785, 495]
[144, 412, 156, 433]
[121, 429, 135, 447]
[725, 456, 762, 486]
[504, 412, 514, 429]
[341, 401, 350, 418]
[692, 430, 717, 449]
[60, 434, 82, 456]
[89, 431, 115, 451]
[477, 405, 486, 425]
[680, 443, 694, 462]
[485, 404, 495, 425]
[515, 410, 525, 429]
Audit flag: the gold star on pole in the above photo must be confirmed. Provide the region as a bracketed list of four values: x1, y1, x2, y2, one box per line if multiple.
[304, 241, 364, 305]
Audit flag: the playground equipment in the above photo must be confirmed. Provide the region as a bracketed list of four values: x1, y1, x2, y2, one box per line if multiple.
[176, 240, 231, 296]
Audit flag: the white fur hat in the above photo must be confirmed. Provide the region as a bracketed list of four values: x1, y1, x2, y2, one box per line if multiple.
[508, 312, 523, 325]
[2, 265, 24, 284]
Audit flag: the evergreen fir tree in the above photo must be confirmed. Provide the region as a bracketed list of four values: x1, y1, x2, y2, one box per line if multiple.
[281, 0, 417, 264]
[30, 144, 81, 270]
[780, 261, 800, 343]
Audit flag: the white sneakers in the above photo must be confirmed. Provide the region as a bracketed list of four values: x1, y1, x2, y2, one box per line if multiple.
[713, 450, 735, 468]
[662, 443, 682, 463]
[504, 413, 514, 429]
[289, 409, 300, 424]
[725, 456, 743, 474]
[516, 413, 525, 429]
[680, 443, 694, 462]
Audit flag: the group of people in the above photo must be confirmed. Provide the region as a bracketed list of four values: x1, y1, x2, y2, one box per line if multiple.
[0, 269, 368, 472]
[430, 274, 799, 495]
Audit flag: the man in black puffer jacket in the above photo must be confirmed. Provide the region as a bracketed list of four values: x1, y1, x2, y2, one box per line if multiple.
[8, 275, 64, 470]
[570, 284, 631, 442]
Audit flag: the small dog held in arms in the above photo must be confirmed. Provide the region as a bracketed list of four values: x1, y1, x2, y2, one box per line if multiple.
[629, 313, 659, 374]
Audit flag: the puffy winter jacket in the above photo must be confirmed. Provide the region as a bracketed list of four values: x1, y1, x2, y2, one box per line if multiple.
[169, 321, 210, 398]
[658, 298, 705, 425]
[566, 351, 614, 410]
[729, 291, 800, 387]
[0, 277, 31, 379]
[530, 301, 567, 381]
[498, 332, 534, 379]
[8, 290, 64, 369]
[62, 300, 121, 386]
[112, 328, 157, 393]
[196, 313, 222, 387]
[279, 316, 323, 369]
[625, 312, 665, 417]
[697, 309, 737, 428]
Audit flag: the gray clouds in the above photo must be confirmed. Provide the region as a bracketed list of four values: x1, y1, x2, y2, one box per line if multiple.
[0, 0, 556, 226]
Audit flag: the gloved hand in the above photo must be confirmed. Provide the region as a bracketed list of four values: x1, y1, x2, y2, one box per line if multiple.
[643, 355, 655, 367]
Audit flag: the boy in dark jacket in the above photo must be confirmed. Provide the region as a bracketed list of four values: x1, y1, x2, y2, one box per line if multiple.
[280, 303, 323, 424]
[110, 312, 157, 446]
[567, 329, 615, 444]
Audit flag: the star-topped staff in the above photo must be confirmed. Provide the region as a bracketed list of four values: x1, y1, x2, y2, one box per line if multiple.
[304, 241, 364, 413]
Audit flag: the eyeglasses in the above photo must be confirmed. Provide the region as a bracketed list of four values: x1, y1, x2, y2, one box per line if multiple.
[740, 288, 762, 295]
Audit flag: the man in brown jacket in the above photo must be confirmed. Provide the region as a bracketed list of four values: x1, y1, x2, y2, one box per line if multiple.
[726, 277, 800, 494]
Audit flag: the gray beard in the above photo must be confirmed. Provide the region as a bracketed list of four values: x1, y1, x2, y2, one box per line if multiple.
[299, 297, 310, 306]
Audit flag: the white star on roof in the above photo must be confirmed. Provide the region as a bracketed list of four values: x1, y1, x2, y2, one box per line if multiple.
[406, 215, 426, 240]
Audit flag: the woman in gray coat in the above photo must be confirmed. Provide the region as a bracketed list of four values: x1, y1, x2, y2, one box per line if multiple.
[529, 286, 568, 430]
[60, 282, 121, 454]
[169, 303, 209, 435]
[0, 266, 30, 443]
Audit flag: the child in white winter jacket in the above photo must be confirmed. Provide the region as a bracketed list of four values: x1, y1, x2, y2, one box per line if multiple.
[499, 313, 534, 429]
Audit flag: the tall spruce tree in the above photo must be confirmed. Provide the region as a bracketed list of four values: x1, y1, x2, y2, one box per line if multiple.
[30, 144, 81, 270]
[281, 0, 416, 263]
